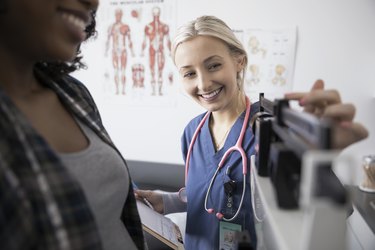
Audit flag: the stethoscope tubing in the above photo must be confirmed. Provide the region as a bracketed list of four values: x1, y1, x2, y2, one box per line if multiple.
[182, 96, 252, 221]
[184, 111, 210, 185]
[204, 97, 251, 221]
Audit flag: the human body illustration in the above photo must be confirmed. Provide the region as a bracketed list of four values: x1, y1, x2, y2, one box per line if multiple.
[131, 63, 145, 89]
[105, 8, 135, 95]
[141, 6, 171, 96]
[248, 36, 267, 58]
[248, 64, 260, 85]
[272, 64, 286, 85]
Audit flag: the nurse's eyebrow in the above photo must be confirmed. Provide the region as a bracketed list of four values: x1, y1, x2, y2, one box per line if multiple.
[178, 55, 224, 72]
[179, 65, 191, 72]
[203, 55, 224, 63]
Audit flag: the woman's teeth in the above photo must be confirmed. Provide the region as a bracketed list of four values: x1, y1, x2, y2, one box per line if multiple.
[61, 12, 86, 31]
[201, 88, 221, 99]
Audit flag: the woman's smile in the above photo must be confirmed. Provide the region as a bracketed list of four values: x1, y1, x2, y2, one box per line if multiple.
[199, 87, 223, 101]
[58, 9, 90, 42]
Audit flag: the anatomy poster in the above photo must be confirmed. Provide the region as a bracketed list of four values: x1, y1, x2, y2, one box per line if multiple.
[242, 27, 297, 101]
[96, 0, 178, 106]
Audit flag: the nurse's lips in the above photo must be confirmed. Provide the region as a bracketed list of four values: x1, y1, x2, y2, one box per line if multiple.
[200, 87, 223, 101]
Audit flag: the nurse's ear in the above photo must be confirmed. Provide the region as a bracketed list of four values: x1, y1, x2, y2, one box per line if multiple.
[235, 54, 246, 72]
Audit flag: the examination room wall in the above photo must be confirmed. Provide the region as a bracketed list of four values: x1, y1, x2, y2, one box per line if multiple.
[73, 0, 375, 186]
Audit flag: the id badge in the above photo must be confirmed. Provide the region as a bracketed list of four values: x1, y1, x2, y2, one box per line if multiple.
[219, 221, 242, 250]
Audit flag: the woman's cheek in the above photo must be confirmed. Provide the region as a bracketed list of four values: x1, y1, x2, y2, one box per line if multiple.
[183, 82, 195, 96]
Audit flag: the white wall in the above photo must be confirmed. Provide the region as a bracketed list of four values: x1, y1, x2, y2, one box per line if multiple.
[75, 0, 375, 184]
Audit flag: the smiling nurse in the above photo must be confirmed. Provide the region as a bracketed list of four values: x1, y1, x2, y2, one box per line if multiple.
[135, 15, 368, 250]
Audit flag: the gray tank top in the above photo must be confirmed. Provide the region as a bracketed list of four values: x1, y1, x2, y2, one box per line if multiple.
[58, 119, 137, 250]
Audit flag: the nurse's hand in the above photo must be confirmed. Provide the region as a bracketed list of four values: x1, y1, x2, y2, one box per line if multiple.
[134, 189, 164, 214]
[284, 79, 368, 149]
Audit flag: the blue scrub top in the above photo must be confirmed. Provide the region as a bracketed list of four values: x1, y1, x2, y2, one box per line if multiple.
[181, 102, 259, 250]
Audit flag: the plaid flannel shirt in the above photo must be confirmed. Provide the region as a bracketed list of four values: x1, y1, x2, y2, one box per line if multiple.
[0, 66, 145, 250]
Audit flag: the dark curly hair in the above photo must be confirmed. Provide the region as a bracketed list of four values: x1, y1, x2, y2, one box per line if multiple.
[35, 11, 98, 76]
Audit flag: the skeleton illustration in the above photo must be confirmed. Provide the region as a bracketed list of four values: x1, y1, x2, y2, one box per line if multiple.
[248, 36, 267, 58]
[272, 64, 286, 85]
[248, 64, 260, 85]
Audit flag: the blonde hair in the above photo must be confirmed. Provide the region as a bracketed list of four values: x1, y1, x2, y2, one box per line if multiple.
[171, 16, 248, 92]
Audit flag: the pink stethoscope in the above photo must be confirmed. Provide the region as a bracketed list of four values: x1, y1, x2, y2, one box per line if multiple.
[179, 96, 251, 221]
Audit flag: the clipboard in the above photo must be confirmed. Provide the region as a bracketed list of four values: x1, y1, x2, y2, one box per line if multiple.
[136, 200, 185, 250]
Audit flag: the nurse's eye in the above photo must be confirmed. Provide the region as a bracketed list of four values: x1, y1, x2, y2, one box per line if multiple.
[208, 63, 222, 71]
[183, 71, 196, 78]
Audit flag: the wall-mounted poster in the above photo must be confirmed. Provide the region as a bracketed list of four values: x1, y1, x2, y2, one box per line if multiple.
[242, 27, 297, 101]
[96, 0, 178, 106]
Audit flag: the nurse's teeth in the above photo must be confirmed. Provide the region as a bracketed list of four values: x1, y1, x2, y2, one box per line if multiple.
[202, 89, 221, 99]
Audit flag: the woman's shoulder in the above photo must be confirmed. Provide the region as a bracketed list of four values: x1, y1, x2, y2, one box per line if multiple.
[250, 100, 260, 118]
[181, 112, 208, 146]
[183, 112, 208, 135]
[180, 112, 208, 153]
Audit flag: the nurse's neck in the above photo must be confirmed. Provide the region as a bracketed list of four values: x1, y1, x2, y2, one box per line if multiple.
[211, 97, 246, 128]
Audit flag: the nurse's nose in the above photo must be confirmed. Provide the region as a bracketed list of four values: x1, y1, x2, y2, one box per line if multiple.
[197, 72, 211, 91]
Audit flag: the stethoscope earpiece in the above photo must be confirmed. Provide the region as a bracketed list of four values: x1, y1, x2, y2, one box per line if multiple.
[207, 208, 215, 214]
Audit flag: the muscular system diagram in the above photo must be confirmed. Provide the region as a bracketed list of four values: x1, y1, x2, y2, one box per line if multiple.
[105, 8, 135, 95]
[140, 6, 171, 96]
[131, 63, 145, 89]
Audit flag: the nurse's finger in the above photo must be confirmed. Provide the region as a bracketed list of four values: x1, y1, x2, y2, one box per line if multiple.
[134, 189, 152, 199]
[284, 92, 306, 100]
[311, 79, 325, 91]
[300, 89, 341, 107]
[285, 79, 325, 113]
[323, 103, 355, 122]
[137, 190, 164, 213]
[284, 79, 325, 101]
[333, 122, 369, 149]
